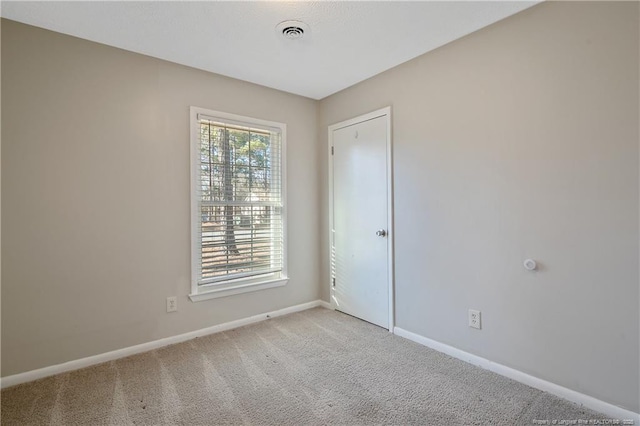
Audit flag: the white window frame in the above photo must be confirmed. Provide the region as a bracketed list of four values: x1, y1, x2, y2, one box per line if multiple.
[189, 106, 288, 302]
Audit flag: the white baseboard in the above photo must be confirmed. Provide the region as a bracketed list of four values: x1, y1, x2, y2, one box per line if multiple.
[1, 299, 330, 389]
[393, 327, 640, 423]
[318, 300, 333, 310]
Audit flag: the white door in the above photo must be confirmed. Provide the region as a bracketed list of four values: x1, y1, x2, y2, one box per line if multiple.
[330, 110, 392, 329]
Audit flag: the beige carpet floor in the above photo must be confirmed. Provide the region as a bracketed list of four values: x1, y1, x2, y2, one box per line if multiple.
[1, 307, 603, 425]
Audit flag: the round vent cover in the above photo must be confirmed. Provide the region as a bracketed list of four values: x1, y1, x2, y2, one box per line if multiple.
[276, 20, 309, 40]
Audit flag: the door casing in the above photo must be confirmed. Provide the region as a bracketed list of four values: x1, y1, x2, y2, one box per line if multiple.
[328, 106, 394, 331]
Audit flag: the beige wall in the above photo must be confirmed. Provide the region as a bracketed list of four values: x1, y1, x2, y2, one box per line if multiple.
[1, 18, 3, 375]
[319, 1, 639, 413]
[1, 20, 320, 376]
[2, 1, 639, 415]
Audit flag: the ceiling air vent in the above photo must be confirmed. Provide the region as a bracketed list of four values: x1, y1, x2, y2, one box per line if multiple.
[276, 20, 309, 40]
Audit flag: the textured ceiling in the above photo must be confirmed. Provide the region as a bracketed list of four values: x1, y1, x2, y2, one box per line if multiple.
[1, 1, 537, 99]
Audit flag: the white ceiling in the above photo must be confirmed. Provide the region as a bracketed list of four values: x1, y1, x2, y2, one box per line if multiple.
[1, 1, 537, 100]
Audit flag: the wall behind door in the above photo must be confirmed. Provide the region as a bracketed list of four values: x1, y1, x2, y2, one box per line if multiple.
[319, 1, 639, 413]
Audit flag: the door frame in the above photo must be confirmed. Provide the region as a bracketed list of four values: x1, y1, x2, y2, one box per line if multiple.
[328, 106, 394, 331]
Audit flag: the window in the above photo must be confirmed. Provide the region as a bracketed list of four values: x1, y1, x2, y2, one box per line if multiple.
[189, 107, 287, 301]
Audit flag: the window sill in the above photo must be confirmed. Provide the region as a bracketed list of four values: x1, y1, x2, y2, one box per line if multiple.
[189, 277, 288, 302]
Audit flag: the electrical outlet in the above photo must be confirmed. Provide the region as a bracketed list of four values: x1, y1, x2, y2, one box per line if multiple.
[468, 309, 481, 329]
[166, 296, 177, 313]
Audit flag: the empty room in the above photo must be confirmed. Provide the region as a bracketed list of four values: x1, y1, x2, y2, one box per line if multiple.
[1, 1, 638, 425]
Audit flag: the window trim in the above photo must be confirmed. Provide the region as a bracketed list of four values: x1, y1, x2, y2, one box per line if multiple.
[189, 106, 288, 302]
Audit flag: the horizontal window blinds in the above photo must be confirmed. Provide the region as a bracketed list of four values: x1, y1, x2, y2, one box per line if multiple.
[197, 117, 283, 285]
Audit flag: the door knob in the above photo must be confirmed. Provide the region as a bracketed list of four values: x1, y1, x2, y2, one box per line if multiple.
[376, 229, 387, 237]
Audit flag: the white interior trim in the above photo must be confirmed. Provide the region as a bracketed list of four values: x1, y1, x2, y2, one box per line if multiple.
[328, 106, 395, 331]
[189, 278, 288, 302]
[318, 300, 333, 310]
[1, 300, 329, 389]
[189, 106, 288, 301]
[394, 327, 640, 423]
[4, 301, 634, 423]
